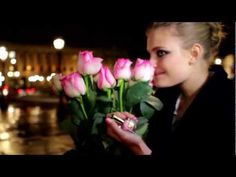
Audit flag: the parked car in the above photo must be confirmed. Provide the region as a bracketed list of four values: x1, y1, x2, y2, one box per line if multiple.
[1, 84, 37, 101]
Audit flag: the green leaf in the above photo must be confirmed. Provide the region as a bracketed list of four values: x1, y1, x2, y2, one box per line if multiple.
[135, 117, 149, 137]
[91, 112, 106, 135]
[136, 116, 148, 129]
[59, 118, 77, 134]
[59, 118, 82, 145]
[82, 75, 97, 117]
[68, 99, 86, 126]
[136, 123, 148, 138]
[84, 88, 97, 116]
[125, 82, 153, 109]
[101, 135, 115, 150]
[144, 95, 163, 111]
[96, 95, 113, 103]
[140, 101, 155, 119]
[112, 89, 119, 112]
[96, 94, 113, 114]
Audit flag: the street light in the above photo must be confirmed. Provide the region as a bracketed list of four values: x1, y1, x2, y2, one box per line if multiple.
[53, 38, 65, 73]
[0, 46, 9, 110]
[53, 38, 66, 123]
[0, 46, 8, 86]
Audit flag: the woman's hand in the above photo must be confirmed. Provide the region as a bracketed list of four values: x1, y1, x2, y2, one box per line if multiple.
[106, 112, 152, 155]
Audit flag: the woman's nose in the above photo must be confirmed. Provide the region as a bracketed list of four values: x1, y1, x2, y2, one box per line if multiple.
[150, 57, 157, 67]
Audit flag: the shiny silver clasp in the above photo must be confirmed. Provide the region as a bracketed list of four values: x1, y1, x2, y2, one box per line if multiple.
[111, 114, 137, 133]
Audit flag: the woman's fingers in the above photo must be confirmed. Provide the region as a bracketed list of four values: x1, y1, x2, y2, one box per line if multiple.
[106, 117, 127, 142]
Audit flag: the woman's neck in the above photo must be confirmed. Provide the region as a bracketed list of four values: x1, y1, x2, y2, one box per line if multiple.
[174, 70, 209, 120]
[180, 68, 209, 100]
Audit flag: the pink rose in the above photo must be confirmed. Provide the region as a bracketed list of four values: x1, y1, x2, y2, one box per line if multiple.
[97, 66, 116, 90]
[77, 51, 103, 75]
[113, 58, 132, 80]
[60, 72, 86, 98]
[133, 58, 154, 82]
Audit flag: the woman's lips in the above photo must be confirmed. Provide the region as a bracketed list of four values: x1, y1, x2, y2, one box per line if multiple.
[154, 71, 165, 76]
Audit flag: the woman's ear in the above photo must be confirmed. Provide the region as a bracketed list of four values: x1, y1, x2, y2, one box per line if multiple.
[189, 43, 203, 65]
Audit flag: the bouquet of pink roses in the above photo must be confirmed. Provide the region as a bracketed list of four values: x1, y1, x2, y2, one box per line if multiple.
[50, 50, 163, 155]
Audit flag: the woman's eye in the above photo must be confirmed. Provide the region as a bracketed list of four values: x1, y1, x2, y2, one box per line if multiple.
[156, 50, 169, 57]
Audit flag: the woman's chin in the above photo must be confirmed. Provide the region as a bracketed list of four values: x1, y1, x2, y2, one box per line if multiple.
[154, 80, 171, 88]
[154, 81, 164, 88]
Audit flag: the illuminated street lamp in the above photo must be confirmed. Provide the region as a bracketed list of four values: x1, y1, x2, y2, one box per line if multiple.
[0, 46, 8, 61]
[53, 38, 65, 73]
[0, 46, 9, 85]
[53, 38, 66, 123]
[0, 46, 9, 110]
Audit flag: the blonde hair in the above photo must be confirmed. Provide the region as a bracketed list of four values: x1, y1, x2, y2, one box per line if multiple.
[146, 22, 226, 59]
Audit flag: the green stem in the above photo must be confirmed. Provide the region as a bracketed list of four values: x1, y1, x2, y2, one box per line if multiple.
[84, 75, 90, 97]
[77, 97, 88, 119]
[107, 89, 112, 112]
[129, 107, 133, 114]
[90, 75, 94, 90]
[112, 89, 116, 112]
[107, 89, 111, 99]
[119, 79, 124, 112]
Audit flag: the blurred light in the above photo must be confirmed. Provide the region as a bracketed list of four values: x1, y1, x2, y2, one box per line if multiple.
[31, 87, 36, 92]
[9, 65, 14, 71]
[0, 75, 5, 82]
[28, 75, 45, 82]
[46, 76, 52, 82]
[28, 76, 37, 82]
[53, 38, 65, 50]
[10, 58, 17, 64]
[0, 46, 7, 51]
[0, 46, 8, 61]
[46, 73, 57, 82]
[7, 71, 14, 77]
[14, 71, 20, 77]
[0, 132, 10, 140]
[26, 88, 31, 94]
[214, 58, 222, 65]
[3, 84, 8, 89]
[26, 65, 32, 71]
[7, 106, 20, 123]
[8, 106, 14, 114]
[17, 89, 23, 95]
[31, 106, 41, 116]
[8, 51, 16, 58]
[3, 88, 8, 96]
[39, 76, 44, 82]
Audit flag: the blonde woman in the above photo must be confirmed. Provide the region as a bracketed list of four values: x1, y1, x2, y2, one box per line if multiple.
[106, 22, 234, 159]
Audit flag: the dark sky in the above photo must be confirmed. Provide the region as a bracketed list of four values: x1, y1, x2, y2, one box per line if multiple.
[0, 21, 234, 58]
[0, 21, 149, 57]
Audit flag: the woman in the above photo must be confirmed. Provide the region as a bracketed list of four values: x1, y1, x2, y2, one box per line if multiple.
[106, 22, 234, 158]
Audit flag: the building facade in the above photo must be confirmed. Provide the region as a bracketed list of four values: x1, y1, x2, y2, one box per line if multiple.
[0, 41, 129, 90]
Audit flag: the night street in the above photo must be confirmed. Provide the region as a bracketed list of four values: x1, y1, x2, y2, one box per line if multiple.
[0, 19, 234, 157]
[0, 97, 75, 155]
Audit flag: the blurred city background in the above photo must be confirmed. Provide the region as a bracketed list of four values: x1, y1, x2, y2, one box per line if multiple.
[0, 21, 235, 155]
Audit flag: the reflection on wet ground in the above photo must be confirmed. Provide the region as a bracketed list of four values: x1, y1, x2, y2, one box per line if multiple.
[0, 104, 75, 155]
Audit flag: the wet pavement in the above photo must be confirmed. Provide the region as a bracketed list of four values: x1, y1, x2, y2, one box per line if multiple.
[0, 100, 75, 155]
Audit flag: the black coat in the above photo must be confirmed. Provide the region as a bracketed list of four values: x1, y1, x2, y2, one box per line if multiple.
[146, 66, 235, 160]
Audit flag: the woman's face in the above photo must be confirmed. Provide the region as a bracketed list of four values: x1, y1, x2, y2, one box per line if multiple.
[147, 27, 193, 88]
